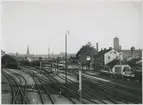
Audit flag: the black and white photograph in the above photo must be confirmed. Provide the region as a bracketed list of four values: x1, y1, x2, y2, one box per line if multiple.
[1, 0, 142, 104]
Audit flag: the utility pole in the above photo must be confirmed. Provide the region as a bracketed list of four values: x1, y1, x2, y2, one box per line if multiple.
[65, 30, 69, 89]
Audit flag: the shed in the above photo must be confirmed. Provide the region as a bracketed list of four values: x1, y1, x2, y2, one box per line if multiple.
[1, 54, 19, 69]
[106, 59, 131, 74]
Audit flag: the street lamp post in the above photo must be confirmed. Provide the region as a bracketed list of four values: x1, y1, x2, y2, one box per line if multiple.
[65, 30, 69, 89]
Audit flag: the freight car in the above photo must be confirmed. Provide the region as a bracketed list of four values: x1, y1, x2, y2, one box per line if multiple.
[1, 54, 20, 69]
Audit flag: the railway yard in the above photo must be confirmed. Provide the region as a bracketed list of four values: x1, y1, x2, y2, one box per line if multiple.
[2, 1, 143, 104]
[2, 65, 142, 104]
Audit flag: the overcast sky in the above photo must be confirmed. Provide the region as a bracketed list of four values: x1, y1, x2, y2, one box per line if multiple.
[1, 0, 142, 54]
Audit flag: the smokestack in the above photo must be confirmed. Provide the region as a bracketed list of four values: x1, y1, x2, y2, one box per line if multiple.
[96, 43, 99, 52]
[48, 45, 50, 58]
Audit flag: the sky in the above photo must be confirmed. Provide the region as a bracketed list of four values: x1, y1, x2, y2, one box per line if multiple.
[1, 0, 142, 54]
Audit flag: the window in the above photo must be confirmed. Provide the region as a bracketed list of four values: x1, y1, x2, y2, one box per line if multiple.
[108, 56, 110, 59]
[115, 67, 121, 73]
[114, 51, 116, 54]
[124, 67, 129, 71]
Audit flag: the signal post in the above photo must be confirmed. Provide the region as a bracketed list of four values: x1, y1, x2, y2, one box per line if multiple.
[78, 55, 91, 103]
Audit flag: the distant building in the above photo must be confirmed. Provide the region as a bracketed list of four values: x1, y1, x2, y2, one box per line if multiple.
[121, 48, 142, 60]
[59, 52, 65, 58]
[58, 52, 76, 59]
[93, 48, 123, 71]
[113, 37, 120, 51]
[16, 52, 18, 56]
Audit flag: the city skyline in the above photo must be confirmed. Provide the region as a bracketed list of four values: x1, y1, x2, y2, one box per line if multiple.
[3, 37, 142, 55]
[1, 1, 142, 54]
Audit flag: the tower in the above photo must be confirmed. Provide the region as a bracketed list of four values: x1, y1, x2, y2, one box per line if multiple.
[48, 45, 50, 58]
[131, 46, 135, 59]
[113, 37, 120, 51]
[27, 45, 29, 55]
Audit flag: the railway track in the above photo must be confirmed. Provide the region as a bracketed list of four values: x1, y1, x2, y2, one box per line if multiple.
[2, 71, 16, 104]
[21, 67, 54, 104]
[57, 74, 107, 104]
[37, 77, 55, 104]
[22, 66, 77, 104]
[83, 72, 142, 103]
[71, 70, 141, 104]
[2, 70, 28, 104]
[11, 72, 28, 104]
[41, 67, 106, 104]
[58, 74, 122, 104]
[20, 66, 142, 104]
[23, 66, 83, 104]
[26, 66, 126, 104]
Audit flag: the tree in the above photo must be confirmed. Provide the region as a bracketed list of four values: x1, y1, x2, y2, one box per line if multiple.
[76, 42, 98, 69]
[76, 42, 97, 59]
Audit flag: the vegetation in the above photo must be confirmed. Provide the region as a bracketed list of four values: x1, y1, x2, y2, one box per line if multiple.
[76, 42, 97, 59]
[76, 42, 98, 69]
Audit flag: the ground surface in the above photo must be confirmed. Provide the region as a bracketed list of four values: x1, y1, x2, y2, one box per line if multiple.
[1, 67, 142, 104]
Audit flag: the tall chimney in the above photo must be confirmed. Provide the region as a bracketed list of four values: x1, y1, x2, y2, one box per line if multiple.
[27, 45, 29, 55]
[48, 45, 50, 58]
[96, 43, 99, 52]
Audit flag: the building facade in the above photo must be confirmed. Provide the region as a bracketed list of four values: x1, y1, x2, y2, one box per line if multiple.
[104, 49, 123, 65]
[93, 48, 123, 71]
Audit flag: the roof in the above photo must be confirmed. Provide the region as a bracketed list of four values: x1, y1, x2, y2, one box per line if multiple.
[106, 58, 129, 69]
[2, 54, 17, 61]
[96, 49, 112, 57]
[2, 54, 18, 64]
[136, 60, 142, 64]
[106, 58, 118, 68]
[127, 57, 142, 67]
